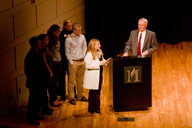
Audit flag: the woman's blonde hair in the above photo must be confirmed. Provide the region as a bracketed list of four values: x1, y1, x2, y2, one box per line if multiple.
[86, 38, 102, 60]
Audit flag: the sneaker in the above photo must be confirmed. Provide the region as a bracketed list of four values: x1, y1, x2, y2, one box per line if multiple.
[69, 99, 76, 105]
[79, 96, 88, 102]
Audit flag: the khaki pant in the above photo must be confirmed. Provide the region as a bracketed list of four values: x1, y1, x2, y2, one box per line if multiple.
[68, 61, 85, 100]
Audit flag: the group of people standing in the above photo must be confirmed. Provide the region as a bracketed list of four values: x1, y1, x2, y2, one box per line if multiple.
[24, 17, 158, 126]
[24, 19, 107, 125]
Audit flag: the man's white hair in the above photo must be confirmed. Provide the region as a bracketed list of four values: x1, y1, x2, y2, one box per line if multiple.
[139, 18, 148, 25]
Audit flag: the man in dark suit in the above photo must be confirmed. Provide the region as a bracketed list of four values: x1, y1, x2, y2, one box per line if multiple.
[123, 18, 158, 56]
[58, 19, 73, 101]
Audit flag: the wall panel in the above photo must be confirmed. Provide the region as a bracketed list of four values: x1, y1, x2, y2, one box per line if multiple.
[13, 0, 29, 7]
[14, 6, 36, 38]
[17, 74, 28, 104]
[57, 0, 76, 16]
[16, 42, 30, 69]
[0, 49, 15, 78]
[0, 0, 12, 12]
[0, 14, 14, 46]
[0, 80, 17, 117]
[37, 0, 56, 26]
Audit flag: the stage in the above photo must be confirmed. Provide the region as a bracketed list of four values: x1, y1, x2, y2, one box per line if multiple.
[1, 42, 192, 128]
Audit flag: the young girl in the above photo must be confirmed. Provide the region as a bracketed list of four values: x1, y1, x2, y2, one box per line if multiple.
[38, 34, 54, 115]
[83, 38, 107, 114]
[47, 24, 62, 107]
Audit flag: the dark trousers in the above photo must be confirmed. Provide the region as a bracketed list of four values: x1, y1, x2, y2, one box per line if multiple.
[41, 86, 49, 111]
[88, 68, 103, 113]
[88, 73, 102, 113]
[88, 84, 101, 113]
[48, 62, 61, 105]
[27, 87, 42, 120]
[57, 59, 68, 100]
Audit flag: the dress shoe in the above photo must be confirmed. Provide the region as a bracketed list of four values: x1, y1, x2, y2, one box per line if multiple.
[61, 97, 66, 101]
[69, 99, 76, 105]
[36, 115, 46, 120]
[50, 103, 62, 107]
[27, 120, 40, 125]
[47, 107, 54, 112]
[79, 96, 88, 102]
[88, 111, 94, 114]
[96, 110, 100, 114]
[41, 110, 53, 115]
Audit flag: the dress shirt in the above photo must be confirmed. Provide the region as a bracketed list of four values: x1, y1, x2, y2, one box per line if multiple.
[65, 33, 87, 65]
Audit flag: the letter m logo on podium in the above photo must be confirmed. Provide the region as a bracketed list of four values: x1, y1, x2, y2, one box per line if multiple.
[124, 66, 142, 83]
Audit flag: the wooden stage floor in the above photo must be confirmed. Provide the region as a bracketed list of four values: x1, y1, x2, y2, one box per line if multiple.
[1, 42, 192, 128]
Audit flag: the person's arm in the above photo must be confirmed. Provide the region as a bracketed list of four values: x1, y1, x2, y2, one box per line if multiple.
[84, 52, 100, 69]
[24, 51, 36, 80]
[102, 55, 106, 62]
[83, 36, 87, 56]
[123, 31, 133, 56]
[148, 32, 158, 54]
[142, 32, 158, 55]
[65, 38, 74, 65]
[24, 54, 31, 79]
[42, 52, 53, 79]
[59, 31, 64, 55]
[24, 51, 38, 84]
[66, 34, 72, 38]
[99, 50, 107, 64]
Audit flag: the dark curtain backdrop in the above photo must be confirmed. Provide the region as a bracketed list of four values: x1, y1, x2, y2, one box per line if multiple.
[84, 0, 192, 58]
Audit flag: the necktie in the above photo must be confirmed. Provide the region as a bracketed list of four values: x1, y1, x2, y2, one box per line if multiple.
[137, 33, 142, 56]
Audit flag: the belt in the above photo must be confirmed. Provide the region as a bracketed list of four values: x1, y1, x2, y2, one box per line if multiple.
[73, 59, 84, 61]
[88, 69, 99, 71]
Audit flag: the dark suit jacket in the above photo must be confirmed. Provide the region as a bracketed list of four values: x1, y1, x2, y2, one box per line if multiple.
[59, 29, 73, 60]
[24, 49, 49, 88]
[124, 29, 158, 56]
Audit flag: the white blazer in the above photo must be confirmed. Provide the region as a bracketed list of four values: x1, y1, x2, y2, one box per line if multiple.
[83, 52, 101, 90]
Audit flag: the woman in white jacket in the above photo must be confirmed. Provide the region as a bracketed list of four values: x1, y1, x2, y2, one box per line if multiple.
[83, 38, 106, 114]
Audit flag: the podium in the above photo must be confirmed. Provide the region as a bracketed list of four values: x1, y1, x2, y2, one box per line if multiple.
[109, 56, 152, 111]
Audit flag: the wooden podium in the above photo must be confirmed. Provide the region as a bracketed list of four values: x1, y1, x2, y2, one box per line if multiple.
[108, 56, 152, 111]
